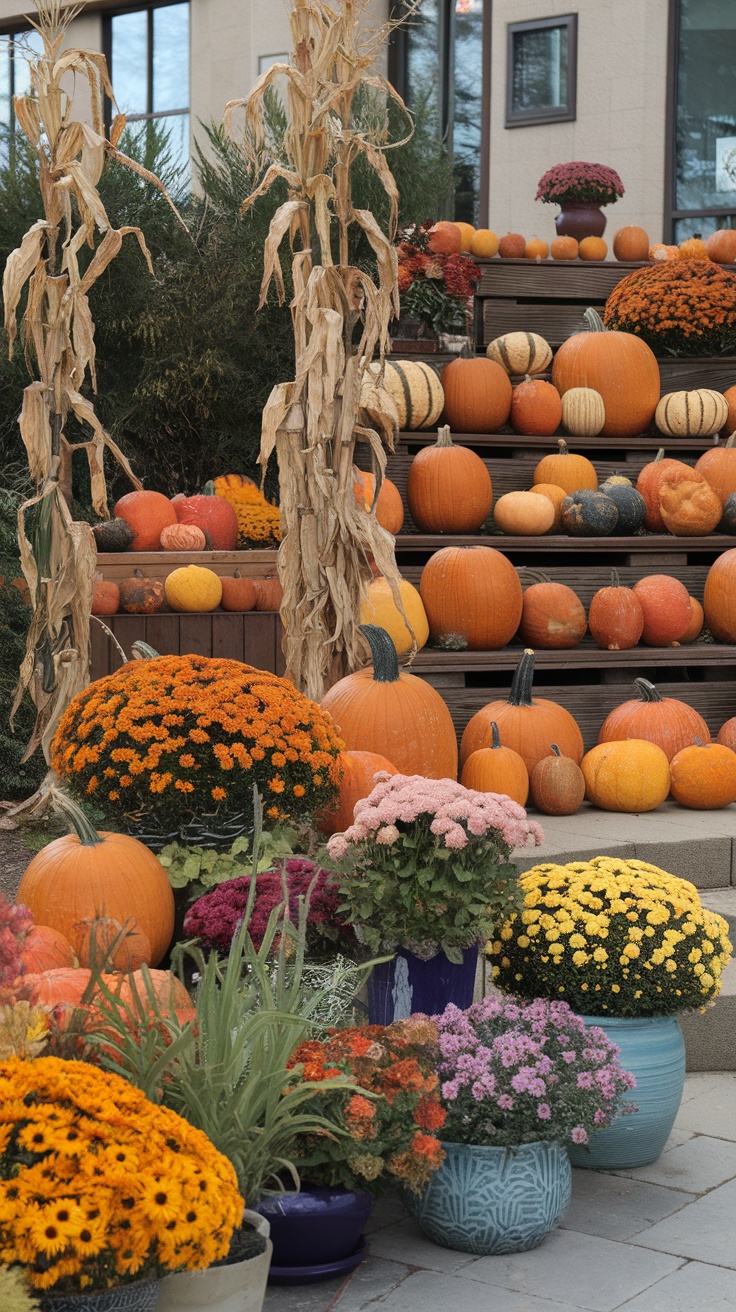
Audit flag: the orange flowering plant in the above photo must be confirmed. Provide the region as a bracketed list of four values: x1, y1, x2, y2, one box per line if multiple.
[287, 1018, 446, 1195]
[604, 259, 736, 355]
[0, 1056, 243, 1292]
[51, 654, 344, 834]
[209, 476, 281, 547]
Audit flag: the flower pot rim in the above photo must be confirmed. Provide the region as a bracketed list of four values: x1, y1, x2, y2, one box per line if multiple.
[439, 1138, 565, 1155]
[577, 1012, 682, 1027]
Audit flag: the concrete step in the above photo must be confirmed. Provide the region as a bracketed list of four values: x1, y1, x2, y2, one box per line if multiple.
[681, 959, 736, 1072]
[701, 888, 736, 942]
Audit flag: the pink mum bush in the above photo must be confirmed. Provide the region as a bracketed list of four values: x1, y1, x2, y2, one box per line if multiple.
[536, 161, 624, 206]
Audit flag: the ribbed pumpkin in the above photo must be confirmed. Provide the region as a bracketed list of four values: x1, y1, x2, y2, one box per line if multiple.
[460, 724, 529, 806]
[320, 625, 458, 779]
[19, 925, 75, 974]
[486, 332, 552, 376]
[118, 571, 164, 615]
[694, 433, 736, 504]
[493, 491, 555, 536]
[655, 390, 728, 439]
[717, 717, 736, 751]
[428, 221, 462, 254]
[459, 649, 584, 774]
[659, 477, 722, 536]
[16, 792, 175, 966]
[588, 571, 644, 651]
[360, 576, 429, 656]
[518, 575, 587, 649]
[175, 494, 238, 551]
[703, 547, 736, 641]
[164, 565, 223, 613]
[353, 469, 405, 534]
[441, 358, 512, 433]
[92, 518, 135, 553]
[636, 449, 706, 532]
[582, 739, 671, 812]
[682, 597, 704, 643]
[159, 522, 207, 551]
[579, 237, 608, 261]
[669, 741, 736, 809]
[530, 745, 586, 816]
[561, 490, 619, 537]
[533, 439, 598, 494]
[253, 576, 283, 611]
[613, 226, 650, 262]
[363, 360, 445, 430]
[561, 387, 605, 437]
[529, 483, 567, 530]
[551, 236, 578, 261]
[706, 229, 736, 264]
[597, 677, 711, 760]
[419, 545, 523, 650]
[220, 570, 257, 612]
[91, 579, 120, 616]
[114, 490, 178, 552]
[551, 307, 660, 439]
[633, 575, 693, 645]
[510, 379, 562, 436]
[597, 479, 647, 534]
[406, 426, 493, 532]
[318, 749, 399, 835]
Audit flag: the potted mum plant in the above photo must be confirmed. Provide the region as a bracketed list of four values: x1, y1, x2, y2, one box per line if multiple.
[396, 221, 480, 348]
[408, 996, 635, 1255]
[489, 856, 733, 1169]
[535, 161, 624, 239]
[325, 773, 542, 1023]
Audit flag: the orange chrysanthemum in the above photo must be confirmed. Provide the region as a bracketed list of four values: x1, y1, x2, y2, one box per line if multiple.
[604, 259, 736, 355]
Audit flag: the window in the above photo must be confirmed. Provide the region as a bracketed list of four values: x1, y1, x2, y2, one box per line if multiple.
[258, 54, 289, 75]
[104, 2, 190, 176]
[667, 0, 736, 240]
[506, 14, 577, 128]
[0, 27, 45, 149]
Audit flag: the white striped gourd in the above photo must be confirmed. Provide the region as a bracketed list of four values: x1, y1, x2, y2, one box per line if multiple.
[561, 386, 606, 437]
[655, 390, 728, 438]
[486, 331, 552, 376]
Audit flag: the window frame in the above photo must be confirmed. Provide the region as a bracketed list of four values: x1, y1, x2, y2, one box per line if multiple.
[102, 0, 190, 134]
[505, 12, 577, 129]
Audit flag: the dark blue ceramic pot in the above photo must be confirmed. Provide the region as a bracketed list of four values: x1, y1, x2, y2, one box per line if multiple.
[255, 1186, 373, 1269]
[367, 945, 478, 1025]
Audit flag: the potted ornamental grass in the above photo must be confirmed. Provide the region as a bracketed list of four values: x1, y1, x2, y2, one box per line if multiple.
[489, 856, 733, 1169]
[535, 161, 624, 239]
[409, 996, 635, 1255]
[325, 773, 543, 1024]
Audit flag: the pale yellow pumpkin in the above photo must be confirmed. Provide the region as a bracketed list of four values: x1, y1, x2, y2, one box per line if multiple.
[561, 387, 606, 438]
[655, 390, 729, 439]
[164, 565, 223, 612]
[360, 576, 429, 655]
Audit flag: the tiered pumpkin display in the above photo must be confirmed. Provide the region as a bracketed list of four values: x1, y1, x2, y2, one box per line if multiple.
[551, 308, 660, 439]
[363, 359, 444, 430]
[509, 379, 562, 436]
[518, 574, 586, 649]
[669, 741, 736, 809]
[406, 426, 493, 533]
[419, 545, 523, 650]
[460, 723, 529, 806]
[459, 649, 584, 774]
[581, 740, 671, 812]
[597, 677, 711, 760]
[655, 390, 728, 438]
[320, 624, 458, 779]
[114, 490, 178, 551]
[560, 387, 605, 438]
[632, 575, 693, 645]
[529, 745, 586, 816]
[486, 332, 552, 375]
[175, 493, 238, 551]
[493, 491, 555, 536]
[588, 572, 644, 651]
[164, 565, 223, 612]
[360, 576, 429, 656]
[353, 469, 405, 534]
[703, 547, 736, 641]
[318, 749, 399, 835]
[118, 570, 164, 614]
[533, 439, 598, 493]
[441, 357, 512, 433]
[694, 434, 736, 505]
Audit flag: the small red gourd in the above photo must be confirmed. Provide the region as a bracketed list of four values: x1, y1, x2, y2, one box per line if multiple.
[530, 745, 586, 816]
[220, 570, 257, 612]
[91, 578, 120, 616]
[588, 570, 644, 651]
[510, 379, 563, 437]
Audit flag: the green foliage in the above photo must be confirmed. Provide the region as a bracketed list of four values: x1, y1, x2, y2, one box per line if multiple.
[0, 491, 45, 800]
[158, 823, 298, 896]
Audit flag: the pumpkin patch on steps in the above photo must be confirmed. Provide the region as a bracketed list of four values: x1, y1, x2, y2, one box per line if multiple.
[460, 724, 529, 807]
[406, 425, 493, 533]
[459, 649, 584, 775]
[597, 677, 711, 761]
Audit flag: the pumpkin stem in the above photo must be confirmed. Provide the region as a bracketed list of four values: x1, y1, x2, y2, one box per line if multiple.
[50, 787, 103, 848]
[556, 439, 569, 455]
[130, 641, 159, 661]
[550, 744, 562, 757]
[491, 721, 501, 749]
[694, 736, 704, 747]
[234, 569, 242, 579]
[610, 569, 621, 587]
[360, 624, 400, 683]
[202, 480, 216, 495]
[583, 307, 606, 333]
[508, 649, 536, 707]
[654, 448, 665, 463]
[634, 677, 662, 703]
[436, 424, 453, 448]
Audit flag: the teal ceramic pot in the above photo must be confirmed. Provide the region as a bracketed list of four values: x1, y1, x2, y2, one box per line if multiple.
[407, 1140, 571, 1255]
[568, 1014, 685, 1171]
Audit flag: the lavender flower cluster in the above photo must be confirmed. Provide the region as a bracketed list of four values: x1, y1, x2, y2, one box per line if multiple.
[536, 161, 624, 206]
[435, 996, 636, 1148]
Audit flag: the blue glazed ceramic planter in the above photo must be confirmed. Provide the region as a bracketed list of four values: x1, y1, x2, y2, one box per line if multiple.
[367, 945, 478, 1025]
[408, 1140, 571, 1255]
[255, 1186, 372, 1274]
[568, 1014, 685, 1171]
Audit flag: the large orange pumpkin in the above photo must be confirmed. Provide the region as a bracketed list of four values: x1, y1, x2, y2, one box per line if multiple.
[597, 677, 711, 760]
[318, 749, 399, 835]
[694, 433, 736, 505]
[551, 307, 660, 439]
[613, 226, 650, 262]
[636, 450, 705, 532]
[669, 741, 736, 809]
[72, 916, 152, 971]
[633, 575, 693, 645]
[19, 925, 75, 974]
[114, 490, 178, 552]
[419, 545, 523, 651]
[460, 724, 529, 806]
[320, 625, 458, 779]
[582, 740, 671, 812]
[441, 358, 512, 433]
[459, 649, 584, 774]
[510, 379, 562, 437]
[175, 494, 238, 551]
[519, 578, 586, 649]
[406, 426, 493, 533]
[588, 571, 644, 651]
[703, 547, 736, 641]
[533, 439, 598, 494]
[17, 793, 175, 967]
[706, 229, 736, 264]
[353, 469, 405, 535]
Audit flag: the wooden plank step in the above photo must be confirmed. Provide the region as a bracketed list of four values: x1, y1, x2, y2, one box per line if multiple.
[89, 611, 284, 682]
[482, 300, 597, 347]
[96, 549, 279, 583]
[396, 431, 718, 453]
[411, 641, 734, 674]
[474, 258, 642, 299]
[395, 534, 735, 558]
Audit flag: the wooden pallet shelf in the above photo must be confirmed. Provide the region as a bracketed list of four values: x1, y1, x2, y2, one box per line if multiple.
[411, 642, 735, 674]
[96, 549, 278, 583]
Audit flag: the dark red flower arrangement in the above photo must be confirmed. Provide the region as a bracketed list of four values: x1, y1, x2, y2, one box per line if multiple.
[536, 161, 624, 207]
[397, 221, 480, 335]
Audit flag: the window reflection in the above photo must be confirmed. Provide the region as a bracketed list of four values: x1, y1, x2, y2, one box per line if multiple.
[676, 0, 736, 216]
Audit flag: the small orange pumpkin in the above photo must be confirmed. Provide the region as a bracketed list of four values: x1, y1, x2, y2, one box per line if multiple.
[717, 717, 736, 752]
[428, 221, 462, 254]
[588, 570, 644, 651]
[518, 576, 586, 649]
[578, 236, 608, 261]
[613, 226, 650, 261]
[353, 469, 405, 535]
[530, 744, 585, 815]
[681, 597, 704, 643]
[525, 238, 549, 261]
[669, 741, 736, 809]
[529, 484, 567, 530]
[460, 723, 529, 807]
[551, 236, 578, 261]
[706, 230, 736, 264]
[498, 232, 526, 258]
[91, 578, 120, 616]
[633, 575, 693, 645]
[220, 570, 257, 612]
[510, 379, 563, 437]
[533, 439, 598, 494]
[493, 491, 555, 536]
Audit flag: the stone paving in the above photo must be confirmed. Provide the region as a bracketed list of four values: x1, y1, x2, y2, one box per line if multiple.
[265, 1071, 736, 1312]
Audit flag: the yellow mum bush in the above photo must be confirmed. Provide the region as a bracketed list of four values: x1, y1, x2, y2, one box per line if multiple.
[488, 857, 732, 1017]
[211, 475, 281, 547]
[0, 1057, 243, 1292]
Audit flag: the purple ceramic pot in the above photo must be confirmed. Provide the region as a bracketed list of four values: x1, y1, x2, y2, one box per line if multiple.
[367, 945, 478, 1025]
[255, 1186, 373, 1269]
[554, 202, 607, 240]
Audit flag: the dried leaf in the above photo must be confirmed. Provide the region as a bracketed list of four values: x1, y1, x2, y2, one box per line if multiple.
[3, 221, 51, 357]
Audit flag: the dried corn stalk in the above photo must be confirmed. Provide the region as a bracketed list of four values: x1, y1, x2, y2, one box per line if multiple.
[4, 2, 185, 767]
[225, 0, 415, 701]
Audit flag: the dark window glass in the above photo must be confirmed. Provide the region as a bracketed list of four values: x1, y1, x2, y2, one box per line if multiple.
[511, 25, 568, 114]
[675, 0, 736, 216]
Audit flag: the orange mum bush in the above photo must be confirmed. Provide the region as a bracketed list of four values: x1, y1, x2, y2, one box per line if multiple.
[51, 655, 343, 833]
[604, 259, 736, 356]
[211, 475, 281, 547]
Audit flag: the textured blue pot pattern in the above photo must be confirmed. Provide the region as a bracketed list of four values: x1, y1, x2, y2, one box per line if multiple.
[568, 1014, 686, 1171]
[367, 945, 478, 1025]
[255, 1187, 373, 1268]
[408, 1140, 572, 1255]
